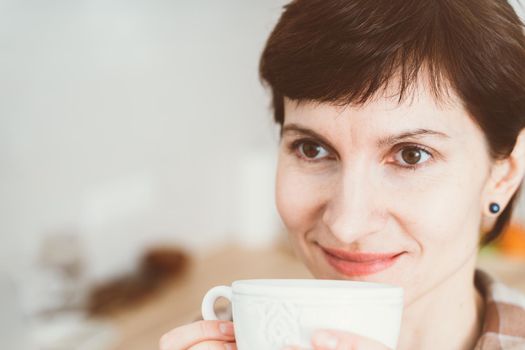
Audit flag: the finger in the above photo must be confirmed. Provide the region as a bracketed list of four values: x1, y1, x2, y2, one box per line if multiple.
[159, 320, 235, 350]
[188, 340, 237, 350]
[311, 330, 391, 350]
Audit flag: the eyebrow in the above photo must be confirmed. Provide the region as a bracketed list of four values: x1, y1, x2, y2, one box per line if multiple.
[281, 123, 450, 148]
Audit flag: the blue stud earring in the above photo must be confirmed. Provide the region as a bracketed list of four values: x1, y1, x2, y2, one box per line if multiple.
[489, 202, 500, 214]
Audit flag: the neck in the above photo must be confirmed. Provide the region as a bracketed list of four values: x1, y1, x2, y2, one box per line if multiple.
[396, 258, 485, 350]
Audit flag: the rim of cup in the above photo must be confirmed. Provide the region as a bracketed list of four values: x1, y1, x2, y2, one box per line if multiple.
[231, 279, 404, 299]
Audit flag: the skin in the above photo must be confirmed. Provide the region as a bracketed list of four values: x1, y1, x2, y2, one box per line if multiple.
[159, 320, 237, 350]
[158, 77, 525, 350]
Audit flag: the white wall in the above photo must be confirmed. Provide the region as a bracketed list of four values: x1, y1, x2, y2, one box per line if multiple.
[0, 0, 288, 281]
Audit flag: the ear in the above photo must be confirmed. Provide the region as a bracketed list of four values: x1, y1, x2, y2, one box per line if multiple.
[481, 128, 525, 223]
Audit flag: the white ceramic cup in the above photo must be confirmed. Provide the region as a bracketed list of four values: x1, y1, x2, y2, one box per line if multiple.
[201, 279, 404, 350]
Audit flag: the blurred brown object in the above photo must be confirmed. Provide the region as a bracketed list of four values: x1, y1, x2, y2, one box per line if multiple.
[87, 246, 190, 317]
[497, 222, 525, 259]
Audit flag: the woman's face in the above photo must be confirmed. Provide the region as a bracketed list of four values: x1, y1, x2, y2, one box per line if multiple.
[275, 83, 493, 305]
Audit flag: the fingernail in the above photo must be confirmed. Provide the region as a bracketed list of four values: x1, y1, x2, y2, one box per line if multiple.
[219, 322, 235, 336]
[313, 331, 338, 349]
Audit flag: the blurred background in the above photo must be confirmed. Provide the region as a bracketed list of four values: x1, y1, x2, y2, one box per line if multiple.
[1, 1, 524, 349]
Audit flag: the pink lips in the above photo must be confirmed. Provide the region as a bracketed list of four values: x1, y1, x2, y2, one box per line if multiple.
[321, 247, 403, 277]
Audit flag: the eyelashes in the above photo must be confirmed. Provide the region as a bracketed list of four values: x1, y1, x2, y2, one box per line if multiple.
[286, 138, 435, 171]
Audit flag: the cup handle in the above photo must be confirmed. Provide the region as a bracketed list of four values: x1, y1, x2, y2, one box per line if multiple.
[201, 285, 232, 320]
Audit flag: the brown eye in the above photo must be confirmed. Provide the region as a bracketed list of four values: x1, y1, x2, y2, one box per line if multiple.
[401, 147, 422, 164]
[393, 145, 432, 169]
[289, 139, 330, 162]
[301, 141, 323, 159]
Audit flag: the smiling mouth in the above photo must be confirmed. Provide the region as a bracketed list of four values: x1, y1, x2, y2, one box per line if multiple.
[320, 246, 404, 277]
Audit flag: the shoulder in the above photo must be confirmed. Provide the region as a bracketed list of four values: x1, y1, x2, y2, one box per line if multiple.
[474, 269, 525, 350]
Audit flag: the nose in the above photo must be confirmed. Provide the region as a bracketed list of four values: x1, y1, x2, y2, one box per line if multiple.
[321, 161, 386, 244]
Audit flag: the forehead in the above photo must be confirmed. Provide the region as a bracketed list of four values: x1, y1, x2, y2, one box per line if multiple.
[283, 81, 472, 141]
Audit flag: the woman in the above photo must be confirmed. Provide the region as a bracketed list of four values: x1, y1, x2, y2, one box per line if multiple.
[160, 0, 525, 349]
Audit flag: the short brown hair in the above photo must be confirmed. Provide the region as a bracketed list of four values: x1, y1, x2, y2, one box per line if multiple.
[259, 0, 525, 245]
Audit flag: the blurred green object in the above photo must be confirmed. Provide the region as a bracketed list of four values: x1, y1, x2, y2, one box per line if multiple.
[478, 243, 500, 257]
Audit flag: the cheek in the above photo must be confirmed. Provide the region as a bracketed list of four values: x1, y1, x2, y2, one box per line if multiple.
[275, 163, 327, 232]
[394, 168, 483, 254]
